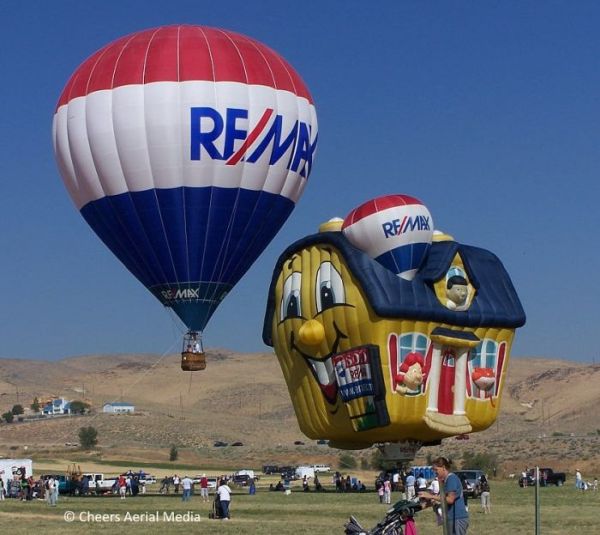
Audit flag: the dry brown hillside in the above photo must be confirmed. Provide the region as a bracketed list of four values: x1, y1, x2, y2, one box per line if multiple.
[1, 352, 599, 475]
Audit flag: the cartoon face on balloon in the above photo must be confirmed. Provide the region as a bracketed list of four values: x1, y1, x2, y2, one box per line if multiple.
[445, 267, 470, 311]
[471, 367, 496, 392]
[394, 352, 426, 395]
[268, 245, 394, 446]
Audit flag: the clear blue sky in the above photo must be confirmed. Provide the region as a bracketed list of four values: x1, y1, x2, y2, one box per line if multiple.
[1, 1, 598, 362]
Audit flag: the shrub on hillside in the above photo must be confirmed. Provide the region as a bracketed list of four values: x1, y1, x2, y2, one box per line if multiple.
[461, 450, 498, 473]
[2, 411, 14, 423]
[79, 426, 98, 449]
[339, 452, 357, 469]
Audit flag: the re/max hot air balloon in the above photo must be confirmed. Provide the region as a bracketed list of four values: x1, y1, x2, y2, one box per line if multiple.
[342, 195, 433, 280]
[52, 25, 318, 370]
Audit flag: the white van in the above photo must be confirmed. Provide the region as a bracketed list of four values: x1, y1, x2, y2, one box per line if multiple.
[312, 464, 331, 473]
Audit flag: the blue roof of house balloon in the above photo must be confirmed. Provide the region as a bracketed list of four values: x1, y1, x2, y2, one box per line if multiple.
[263, 232, 526, 346]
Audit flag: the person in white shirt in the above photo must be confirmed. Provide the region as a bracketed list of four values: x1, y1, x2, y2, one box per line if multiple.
[181, 475, 193, 501]
[216, 479, 232, 520]
[47, 477, 58, 506]
[405, 472, 416, 500]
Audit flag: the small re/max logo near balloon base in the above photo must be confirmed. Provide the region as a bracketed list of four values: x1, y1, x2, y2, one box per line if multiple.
[161, 288, 200, 300]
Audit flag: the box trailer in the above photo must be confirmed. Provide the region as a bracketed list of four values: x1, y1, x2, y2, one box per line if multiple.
[295, 466, 315, 479]
[0, 459, 33, 494]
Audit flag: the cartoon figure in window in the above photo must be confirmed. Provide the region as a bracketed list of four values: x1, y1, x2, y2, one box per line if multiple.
[446, 273, 469, 310]
[394, 352, 426, 396]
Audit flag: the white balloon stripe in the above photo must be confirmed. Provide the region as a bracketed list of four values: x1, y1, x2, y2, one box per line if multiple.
[54, 81, 316, 209]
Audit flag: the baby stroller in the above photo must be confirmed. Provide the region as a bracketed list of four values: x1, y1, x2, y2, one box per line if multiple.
[208, 494, 223, 519]
[344, 499, 422, 535]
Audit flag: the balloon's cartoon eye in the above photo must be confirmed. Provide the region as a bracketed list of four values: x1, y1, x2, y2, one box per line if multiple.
[315, 262, 346, 313]
[281, 272, 303, 321]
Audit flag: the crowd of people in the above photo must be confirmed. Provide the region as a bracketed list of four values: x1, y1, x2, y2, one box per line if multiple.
[0, 460, 497, 532]
[0, 469, 59, 506]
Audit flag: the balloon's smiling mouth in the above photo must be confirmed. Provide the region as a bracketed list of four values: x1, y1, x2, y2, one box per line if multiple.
[290, 323, 347, 407]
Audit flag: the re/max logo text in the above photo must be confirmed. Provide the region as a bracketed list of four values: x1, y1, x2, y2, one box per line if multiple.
[382, 216, 430, 238]
[190, 107, 317, 178]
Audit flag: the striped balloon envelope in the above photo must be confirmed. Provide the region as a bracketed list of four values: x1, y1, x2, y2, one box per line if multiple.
[342, 195, 433, 280]
[52, 25, 318, 333]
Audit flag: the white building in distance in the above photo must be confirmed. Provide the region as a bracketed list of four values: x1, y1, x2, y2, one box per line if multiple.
[103, 402, 135, 414]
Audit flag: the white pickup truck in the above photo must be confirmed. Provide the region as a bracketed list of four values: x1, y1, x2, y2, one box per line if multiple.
[84, 473, 117, 491]
[84, 472, 156, 492]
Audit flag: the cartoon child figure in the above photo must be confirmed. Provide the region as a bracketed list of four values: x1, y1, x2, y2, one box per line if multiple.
[395, 352, 426, 395]
[446, 274, 469, 310]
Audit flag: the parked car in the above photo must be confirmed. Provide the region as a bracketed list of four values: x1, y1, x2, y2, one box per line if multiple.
[280, 466, 298, 480]
[231, 474, 251, 486]
[231, 441, 244, 447]
[519, 468, 566, 487]
[454, 470, 486, 498]
[213, 441, 228, 447]
[262, 465, 279, 475]
[312, 464, 331, 473]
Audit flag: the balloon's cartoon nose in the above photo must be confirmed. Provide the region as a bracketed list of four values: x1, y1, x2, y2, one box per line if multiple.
[298, 319, 325, 346]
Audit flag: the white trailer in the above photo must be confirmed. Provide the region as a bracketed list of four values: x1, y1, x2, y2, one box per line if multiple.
[0, 459, 33, 492]
[295, 466, 315, 479]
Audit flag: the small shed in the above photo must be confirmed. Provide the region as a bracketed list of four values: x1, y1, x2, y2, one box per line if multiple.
[103, 402, 135, 414]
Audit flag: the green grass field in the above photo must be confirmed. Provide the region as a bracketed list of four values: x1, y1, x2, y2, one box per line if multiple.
[0, 480, 597, 534]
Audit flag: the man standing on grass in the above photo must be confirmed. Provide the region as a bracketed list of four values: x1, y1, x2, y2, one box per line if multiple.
[217, 478, 232, 520]
[181, 475, 193, 501]
[47, 476, 58, 506]
[405, 470, 416, 500]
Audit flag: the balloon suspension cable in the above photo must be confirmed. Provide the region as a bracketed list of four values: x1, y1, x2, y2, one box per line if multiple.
[52, 334, 181, 446]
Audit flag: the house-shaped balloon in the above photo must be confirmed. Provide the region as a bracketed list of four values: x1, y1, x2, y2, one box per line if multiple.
[263, 220, 525, 450]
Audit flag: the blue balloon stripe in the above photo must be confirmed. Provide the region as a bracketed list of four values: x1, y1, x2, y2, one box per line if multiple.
[130, 190, 179, 282]
[198, 187, 241, 282]
[155, 188, 188, 282]
[375, 242, 431, 275]
[183, 187, 212, 282]
[81, 196, 163, 288]
[81, 186, 294, 330]
[225, 192, 294, 283]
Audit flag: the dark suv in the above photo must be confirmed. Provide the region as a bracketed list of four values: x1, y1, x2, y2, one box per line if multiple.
[231, 474, 251, 486]
[454, 470, 485, 498]
[262, 465, 279, 475]
[280, 466, 297, 480]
